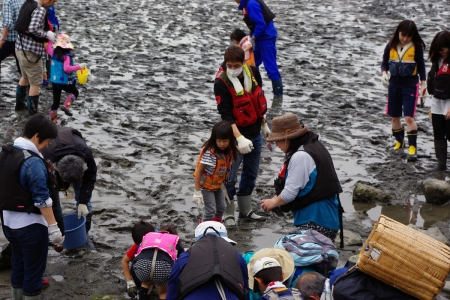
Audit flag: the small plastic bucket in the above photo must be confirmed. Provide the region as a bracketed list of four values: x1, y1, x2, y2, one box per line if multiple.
[76, 68, 89, 85]
[63, 214, 87, 250]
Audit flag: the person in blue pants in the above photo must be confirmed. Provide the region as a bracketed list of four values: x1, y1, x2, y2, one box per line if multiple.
[234, 0, 283, 99]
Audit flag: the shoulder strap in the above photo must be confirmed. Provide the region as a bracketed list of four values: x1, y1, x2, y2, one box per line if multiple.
[214, 278, 227, 300]
[147, 248, 158, 293]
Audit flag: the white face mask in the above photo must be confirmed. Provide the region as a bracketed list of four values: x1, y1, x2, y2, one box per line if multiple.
[228, 67, 243, 77]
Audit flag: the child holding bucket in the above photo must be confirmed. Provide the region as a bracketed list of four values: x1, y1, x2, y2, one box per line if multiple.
[131, 224, 185, 300]
[46, 33, 87, 122]
[193, 121, 237, 223]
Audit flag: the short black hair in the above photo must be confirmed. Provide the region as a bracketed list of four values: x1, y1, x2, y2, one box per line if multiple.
[132, 220, 155, 245]
[23, 114, 57, 143]
[254, 266, 283, 285]
[230, 29, 247, 42]
[295, 272, 326, 298]
[160, 224, 178, 235]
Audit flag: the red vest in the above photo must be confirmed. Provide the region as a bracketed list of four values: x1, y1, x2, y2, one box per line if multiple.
[135, 232, 179, 261]
[216, 64, 267, 127]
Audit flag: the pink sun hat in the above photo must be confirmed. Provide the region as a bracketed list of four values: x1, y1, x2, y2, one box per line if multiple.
[53, 33, 74, 50]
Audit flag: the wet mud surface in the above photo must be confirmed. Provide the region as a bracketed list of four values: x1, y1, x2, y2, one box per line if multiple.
[1, 0, 450, 298]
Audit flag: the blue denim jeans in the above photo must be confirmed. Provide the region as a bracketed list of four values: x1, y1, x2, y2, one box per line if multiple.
[73, 181, 93, 232]
[225, 134, 262, 198]
[2, 223, 48, 296]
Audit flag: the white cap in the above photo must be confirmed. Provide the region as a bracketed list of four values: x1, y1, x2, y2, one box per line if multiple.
[252, 257, 282, 276]
[194, 221, 236, 245]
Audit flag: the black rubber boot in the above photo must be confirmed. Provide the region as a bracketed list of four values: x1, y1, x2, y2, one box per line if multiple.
[429, 140, 447, 171]
[138, 288, 150, 300]
[26, 95, 39, 115]
[15, 85, 27, 111]
[271, 79, 283, 100]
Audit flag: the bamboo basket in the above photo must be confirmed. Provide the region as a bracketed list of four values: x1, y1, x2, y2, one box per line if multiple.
[356, 215, 450, 300]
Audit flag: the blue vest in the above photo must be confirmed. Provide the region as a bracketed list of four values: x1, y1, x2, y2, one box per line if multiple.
[50, 53, 74, 85]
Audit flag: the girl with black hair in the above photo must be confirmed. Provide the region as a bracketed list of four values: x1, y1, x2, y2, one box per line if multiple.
[193, 121, 237, 222]
[230, 28, 255, 66]
[381, 20, 427, 161]
[428, 31, 450, 171]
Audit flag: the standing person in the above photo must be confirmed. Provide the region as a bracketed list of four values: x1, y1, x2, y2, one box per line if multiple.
[381, 20, 426, 161]
[193, 121, 237, 222]
[0, 114, 64, 300]
[214, 46, 270, 228]
[230, 28, 255, 67]
[14, 0, 56, 115]
[46, 33, 87, 122]
[427, 31, 450, 171]
[41, 126, 97, 248]
[260, 113, 343, 244]
[233, 0, 283, 99]
[166, 221, 249, 300]
[0, 0, 24, 74]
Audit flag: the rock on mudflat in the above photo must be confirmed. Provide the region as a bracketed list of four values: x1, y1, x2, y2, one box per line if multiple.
[407, 224, 448, 245]
[423, 178, 450, 205]
[352, 183, 390, 203]
[335, 230, 363, 246]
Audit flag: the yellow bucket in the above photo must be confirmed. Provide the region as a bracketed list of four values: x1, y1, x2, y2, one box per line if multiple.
[77, 68, 89, 85]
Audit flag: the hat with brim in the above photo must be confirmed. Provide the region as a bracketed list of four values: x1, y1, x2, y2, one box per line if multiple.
[266, 113, 308, 142]
[194, 221, 236, 245]
[53, 33, 74, 50]
[247, 248, 295, 292]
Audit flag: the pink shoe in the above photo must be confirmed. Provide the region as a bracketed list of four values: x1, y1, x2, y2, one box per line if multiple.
[212, 216, 223, 222]
[49, 110, 58, 123]
[60, 94, 75, 116]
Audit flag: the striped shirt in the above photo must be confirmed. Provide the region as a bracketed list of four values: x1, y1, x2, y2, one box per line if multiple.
[15, 3, 47, 56]
[200, 150, 218, 176]
[1, 0, 25, 41]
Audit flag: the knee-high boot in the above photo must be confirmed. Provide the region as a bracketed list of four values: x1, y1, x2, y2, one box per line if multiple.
[222, 200, 236, 228]
[237, 195, 265, 220]
[11, 286, 23, 300]
[429, 140, 447, 171]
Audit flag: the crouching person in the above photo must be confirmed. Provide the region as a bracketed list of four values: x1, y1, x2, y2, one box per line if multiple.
[131, 227, 184, 300]
[166, 221, 249, 300]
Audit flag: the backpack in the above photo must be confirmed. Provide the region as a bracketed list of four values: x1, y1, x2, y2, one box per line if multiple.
[15, 0, 49, 43]
[274, 230, 338, 276]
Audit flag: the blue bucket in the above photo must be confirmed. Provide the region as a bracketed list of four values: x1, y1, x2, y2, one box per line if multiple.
[63, 214, 87, 250]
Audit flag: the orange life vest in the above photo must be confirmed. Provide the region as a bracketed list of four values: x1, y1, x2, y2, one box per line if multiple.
[194, 147, 232, 191]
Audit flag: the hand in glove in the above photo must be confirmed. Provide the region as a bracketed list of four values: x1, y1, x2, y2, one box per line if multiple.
[237, 135, 253, 154]
[261, 122, 271, 140]
[48, 223, 64, 245]
[126, 280, 137, 297]
[46, 31, 56, 43]
[420, 81, 427, 96]
[193, 190, 204, 208]
[79, 63, 87, 70]
[77, 204, 89, 219]
[381, 72, 390, 87]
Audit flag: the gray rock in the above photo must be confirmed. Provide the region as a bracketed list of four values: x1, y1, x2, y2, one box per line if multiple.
[352, 183, 390, 203]
[335, 230, 363, 246]
[443, 281, 450, 294]
[348, 254, 359, 263]
[423, 178, 450, 205]
[407, 224, 448, 245]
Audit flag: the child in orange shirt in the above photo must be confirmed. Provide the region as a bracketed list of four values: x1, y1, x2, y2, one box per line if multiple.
[230, 28, 255, 66]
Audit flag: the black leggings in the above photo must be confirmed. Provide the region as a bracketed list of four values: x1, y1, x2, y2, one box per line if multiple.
[432, 114, 450, 141]
[52, 83, 79, 110]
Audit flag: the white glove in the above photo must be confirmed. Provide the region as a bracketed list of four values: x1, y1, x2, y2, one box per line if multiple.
[237, 135, 253, 154]
[46, 31, 56, 43]
[126, 280, 137, 297]
[261, 122, 271, 140]
[79, 63, 87, 70]
[48, 223, 64, 245]
[381, 72, 390, 87]
[193, 190, 204, 207]
[77, 204, 89, 219]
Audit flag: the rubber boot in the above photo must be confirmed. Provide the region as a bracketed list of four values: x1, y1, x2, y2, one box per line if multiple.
[429, 140, 447, 171]
[49, 110, 58, 123]
[138, 288, 150, 300]
[237, 195, 265, 220]
[23, 294, 40, 300]
[15, 85, 27, 111]
[272, 79, 283, 100]
[26, 95, 39, 116]
[223, 200, 236, 229]
[407, 130, 418, 162]
[60, 94, 75, 116]
[212, 216, 223, 222]
[11, 286, 23, 300]
[392, 128, 405, 150]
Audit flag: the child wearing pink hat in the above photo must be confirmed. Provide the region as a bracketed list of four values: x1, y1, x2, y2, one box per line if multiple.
[46, 33, 87, 122]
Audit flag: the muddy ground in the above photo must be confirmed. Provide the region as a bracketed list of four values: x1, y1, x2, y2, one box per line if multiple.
[1, 0, 450, 298]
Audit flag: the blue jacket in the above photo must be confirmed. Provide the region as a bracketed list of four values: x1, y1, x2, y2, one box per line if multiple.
[239, 0, 277, 40]
[166, 250, 249, 300]
[18, 152, 51, 207]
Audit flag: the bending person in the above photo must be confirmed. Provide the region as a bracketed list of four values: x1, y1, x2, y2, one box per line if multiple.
[260, 113, 343, 243]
